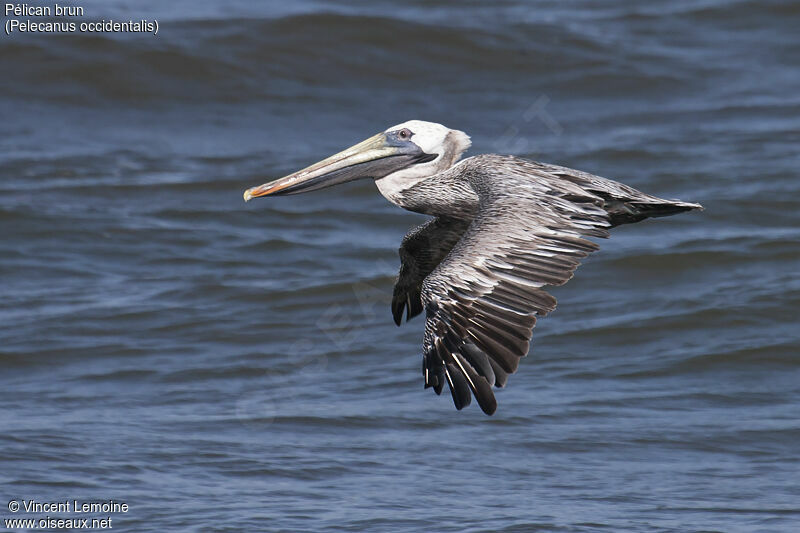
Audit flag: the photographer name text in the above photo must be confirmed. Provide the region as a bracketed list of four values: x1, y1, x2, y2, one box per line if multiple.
[10, 499, 128, 514]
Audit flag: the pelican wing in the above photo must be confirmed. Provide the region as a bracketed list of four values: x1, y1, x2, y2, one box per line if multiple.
[419, 156, 613, 415]
[392, 217, 472, 326]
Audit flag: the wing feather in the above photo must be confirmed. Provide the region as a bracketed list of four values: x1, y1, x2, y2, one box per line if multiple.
[419, 157, 611, 414]
[393, 155, 701, 414]
[392, 217, 471, 325]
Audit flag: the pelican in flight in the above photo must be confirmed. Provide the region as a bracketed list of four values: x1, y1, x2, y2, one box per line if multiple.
[244, 120, 702, 415]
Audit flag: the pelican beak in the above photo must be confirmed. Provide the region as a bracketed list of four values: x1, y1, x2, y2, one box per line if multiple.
[243, 132, 435, 201]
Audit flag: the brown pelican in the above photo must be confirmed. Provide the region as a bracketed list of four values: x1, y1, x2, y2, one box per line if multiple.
[244, 120, 702, 415]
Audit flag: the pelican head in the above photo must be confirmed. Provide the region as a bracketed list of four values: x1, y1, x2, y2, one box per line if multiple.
[243, 120, 471, 202]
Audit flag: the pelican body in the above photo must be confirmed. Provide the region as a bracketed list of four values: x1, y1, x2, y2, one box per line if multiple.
[244, 120, 702, 415]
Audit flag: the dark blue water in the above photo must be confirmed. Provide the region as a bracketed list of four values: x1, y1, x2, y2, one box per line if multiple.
[2, 1, 799, 531]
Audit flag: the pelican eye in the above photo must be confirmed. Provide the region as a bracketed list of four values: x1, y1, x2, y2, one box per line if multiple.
[397, 128, 412, 140]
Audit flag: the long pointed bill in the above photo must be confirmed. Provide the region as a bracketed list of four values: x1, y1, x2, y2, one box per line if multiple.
[243, 132, 435, 201]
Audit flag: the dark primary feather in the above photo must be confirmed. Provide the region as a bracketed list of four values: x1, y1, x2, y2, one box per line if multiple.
[392, 217, 470, 326]
[392, 155, 702, 415]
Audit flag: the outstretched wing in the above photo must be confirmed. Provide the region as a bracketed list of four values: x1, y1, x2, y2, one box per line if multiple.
[420, 156, 613, 415]
[392, 217, 472, 326]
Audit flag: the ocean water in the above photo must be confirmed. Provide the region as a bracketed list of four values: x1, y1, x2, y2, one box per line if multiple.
[1, 1, 799, 531]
